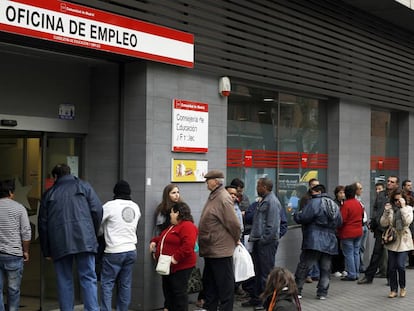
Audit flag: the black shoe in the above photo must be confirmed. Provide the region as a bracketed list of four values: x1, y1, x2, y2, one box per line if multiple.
[341, 277, 356, 281]
[406, 265, 414, 269]
[357, 277, 372, 284]
[241, 300, 261, 308]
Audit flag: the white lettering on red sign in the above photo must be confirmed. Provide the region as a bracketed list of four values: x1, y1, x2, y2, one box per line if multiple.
[0, 0, 194, 67]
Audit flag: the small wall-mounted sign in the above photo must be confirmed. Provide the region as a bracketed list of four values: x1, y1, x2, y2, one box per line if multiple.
[59, 103, 75, 120]
[172, 99, 209, 153]
[171, 159, 208, 182]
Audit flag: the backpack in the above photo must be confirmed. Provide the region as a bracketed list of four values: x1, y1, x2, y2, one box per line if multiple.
[321, 197, 342, 227]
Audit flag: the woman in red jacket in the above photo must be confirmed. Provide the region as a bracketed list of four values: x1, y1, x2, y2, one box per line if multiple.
[150, 202, 198, 311]
[337, 183, 364, 281]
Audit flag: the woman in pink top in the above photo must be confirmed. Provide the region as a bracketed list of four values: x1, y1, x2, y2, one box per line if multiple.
[337, 184, 364, 281]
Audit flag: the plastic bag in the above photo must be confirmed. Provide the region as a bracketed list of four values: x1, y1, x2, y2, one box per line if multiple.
[233, 244, 255, 282]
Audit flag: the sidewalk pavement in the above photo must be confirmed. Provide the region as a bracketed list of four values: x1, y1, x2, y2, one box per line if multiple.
[189, 269, 414, 310]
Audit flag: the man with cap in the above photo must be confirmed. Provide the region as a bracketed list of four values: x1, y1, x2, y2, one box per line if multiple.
[198, 170, 241, 311]
[99, 180, 141, 311]
[38, 163, 103, 311]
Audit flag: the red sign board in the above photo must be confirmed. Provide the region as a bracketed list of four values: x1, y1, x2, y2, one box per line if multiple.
[0, 0, 194, 67]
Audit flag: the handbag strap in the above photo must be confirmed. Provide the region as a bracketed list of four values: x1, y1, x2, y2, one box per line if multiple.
[159, 225, 174, 254]
[268, 289, 277, 310]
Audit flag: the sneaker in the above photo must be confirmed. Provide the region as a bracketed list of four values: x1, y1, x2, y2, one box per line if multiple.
[341, 271, 348, 277]
[333, 271, 342, 277]
[297, 294, 302, 299]
[317, 296, 327, 300]
[388, 291, 398, 298]
[400, 288, 407, 297]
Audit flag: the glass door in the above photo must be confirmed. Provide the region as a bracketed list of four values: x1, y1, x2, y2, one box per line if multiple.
[0, 131, 84, 310]
[41, 135, 84, 310]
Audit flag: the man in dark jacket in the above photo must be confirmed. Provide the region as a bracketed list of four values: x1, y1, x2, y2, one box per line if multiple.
[242, 177, 281, 309]
[357, 175, 399, 284]
[294, 184, 342, 300]
[38, 163, 103, 311]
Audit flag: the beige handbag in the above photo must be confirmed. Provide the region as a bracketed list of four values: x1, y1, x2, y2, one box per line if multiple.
[155, 226, 174, 275]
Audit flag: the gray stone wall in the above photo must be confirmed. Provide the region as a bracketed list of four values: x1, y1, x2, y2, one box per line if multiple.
[117, 62, 227, 310]
[327, 100, 371, 209]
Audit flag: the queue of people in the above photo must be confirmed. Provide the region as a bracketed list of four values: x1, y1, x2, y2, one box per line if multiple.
[4, 163, 414, 311]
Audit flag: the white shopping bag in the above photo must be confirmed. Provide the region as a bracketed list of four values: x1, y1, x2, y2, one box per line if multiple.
[233, 243, 255, 282]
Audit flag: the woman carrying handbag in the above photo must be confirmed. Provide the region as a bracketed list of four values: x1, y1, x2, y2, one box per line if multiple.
[150, 202, 198, 311]
[380, 189, 414, 298]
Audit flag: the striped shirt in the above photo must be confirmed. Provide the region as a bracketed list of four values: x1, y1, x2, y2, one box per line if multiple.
[0, 198, 31, 256]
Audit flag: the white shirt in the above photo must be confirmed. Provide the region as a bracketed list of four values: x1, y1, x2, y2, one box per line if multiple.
[100, 199, 141, 253]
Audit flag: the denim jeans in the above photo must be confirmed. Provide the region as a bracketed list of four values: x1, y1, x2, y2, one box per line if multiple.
[251, 241, 278, 303]
[388, 250, 408, 292]
[100, 251, 137, 311]
[341, 236, 362, 279]
[295, 249, 332, 297]
[309, 263, 320, 279]
[54, 253, 99, 311]
[0, 254, 24, 311]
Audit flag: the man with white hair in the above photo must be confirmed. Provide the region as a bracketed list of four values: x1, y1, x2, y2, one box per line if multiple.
[198, 170, 241, 311]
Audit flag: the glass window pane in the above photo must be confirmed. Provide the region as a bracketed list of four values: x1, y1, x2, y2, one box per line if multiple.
[227, 84, 327, 226]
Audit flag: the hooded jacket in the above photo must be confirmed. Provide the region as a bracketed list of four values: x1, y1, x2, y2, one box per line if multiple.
[294, 193, 342, 255]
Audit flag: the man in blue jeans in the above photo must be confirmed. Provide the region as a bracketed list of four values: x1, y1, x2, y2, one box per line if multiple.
[242, 177, 281, 310]
[0, 179, 31, 311]
[39, 164, 103, 311]
[294, 184, 342, 299]
[99, 180, 141, 311]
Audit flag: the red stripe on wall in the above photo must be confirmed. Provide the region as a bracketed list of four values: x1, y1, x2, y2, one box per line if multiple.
[227, 149, 399, 171]
[226, 149, 328, 169]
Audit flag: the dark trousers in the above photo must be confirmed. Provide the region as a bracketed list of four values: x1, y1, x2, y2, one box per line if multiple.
[408, 250, 414, 266]
[295, 249, 332, 297]
[202, 257, 234, 311]
[162, 268, 192, 311]
[364, 234, 384, 280]
[331, 236, 345, 273]
[388, 250, 408, 292]
[251, 241, 278, 303]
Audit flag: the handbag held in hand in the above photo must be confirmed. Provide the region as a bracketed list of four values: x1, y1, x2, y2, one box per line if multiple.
[382, 226, 397, 245]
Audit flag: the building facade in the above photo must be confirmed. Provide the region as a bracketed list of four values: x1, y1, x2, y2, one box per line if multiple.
[1, 0, 414, 310]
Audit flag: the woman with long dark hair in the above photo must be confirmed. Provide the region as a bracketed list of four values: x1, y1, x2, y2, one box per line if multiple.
[261, 267, 301, 310]
[380, 189, 413, 298]
[154, 184, 182, 235]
